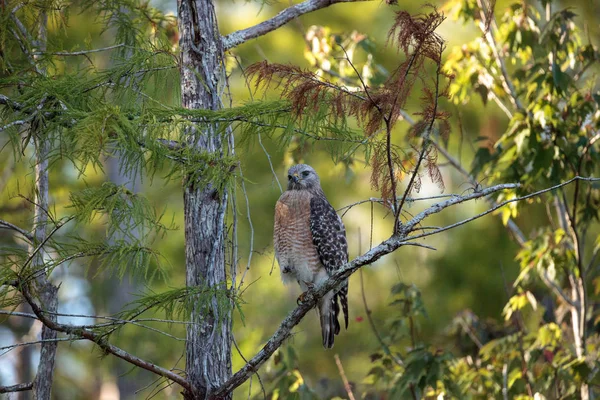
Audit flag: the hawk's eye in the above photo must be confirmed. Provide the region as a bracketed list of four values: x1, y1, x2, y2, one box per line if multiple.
[302, 171, 310, 177]
[288, 174, 293, 180]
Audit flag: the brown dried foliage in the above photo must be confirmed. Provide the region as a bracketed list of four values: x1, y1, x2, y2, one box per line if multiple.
[388, 7, 445, 63]
[370, 141, 406, 202]
[246, 7, 452, 207]
[425, 146, 444, 192]
[410, 77, 452, 140]
[375, 6, 450, 203]
[246, 61, 356, 123]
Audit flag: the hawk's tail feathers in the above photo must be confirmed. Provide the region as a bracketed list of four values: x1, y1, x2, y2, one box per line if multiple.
[319, 294, 339, 349]
[338, 281, 349, 329]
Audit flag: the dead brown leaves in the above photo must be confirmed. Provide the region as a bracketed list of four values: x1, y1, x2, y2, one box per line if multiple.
[246, 6, 453, 208]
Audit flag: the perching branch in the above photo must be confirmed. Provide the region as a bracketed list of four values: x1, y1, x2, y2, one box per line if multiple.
[222, 0, 375, 50]
[211, 181, 519, 397]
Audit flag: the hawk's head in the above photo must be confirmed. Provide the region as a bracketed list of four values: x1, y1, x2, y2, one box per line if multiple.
[287, 164, 320, 191]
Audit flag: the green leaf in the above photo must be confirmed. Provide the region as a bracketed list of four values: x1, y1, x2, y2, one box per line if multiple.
[552, 59, 571, 95]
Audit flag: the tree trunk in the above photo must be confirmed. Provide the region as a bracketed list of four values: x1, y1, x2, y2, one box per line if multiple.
[31, 11, 59, 400]
[31, 134, 59, 400]
[177, 0, 232, 398]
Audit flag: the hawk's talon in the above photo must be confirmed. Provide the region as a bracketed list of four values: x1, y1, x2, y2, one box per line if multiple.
[297, 292, 307, 305]
[296, 281, 314, 305]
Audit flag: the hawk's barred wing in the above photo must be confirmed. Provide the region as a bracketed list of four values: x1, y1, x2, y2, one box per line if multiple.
[310, 194, 349, 330]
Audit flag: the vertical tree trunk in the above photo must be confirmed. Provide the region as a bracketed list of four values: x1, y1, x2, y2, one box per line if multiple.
[177, 0, 232, 398]
[30, 134, 59, 400]
[31, 11, 59, 400]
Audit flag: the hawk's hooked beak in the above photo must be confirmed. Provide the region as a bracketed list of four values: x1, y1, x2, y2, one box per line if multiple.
[291, 173, 300, 183]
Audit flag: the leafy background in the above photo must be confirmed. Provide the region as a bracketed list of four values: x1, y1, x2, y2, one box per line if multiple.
[0, 0, 599, 398]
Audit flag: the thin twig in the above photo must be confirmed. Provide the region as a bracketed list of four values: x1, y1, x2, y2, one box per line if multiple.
[401, 177, 599, 243]
[334, 354, 356, 400]
[258, 133, 282, 193]
[338, 193, 461, 215]
[0, 337, 82, 355]
[0, 94, 24, 110]
[502, 363, 509, 400]
[395, 52, 443, 230]
[0, 382, 34, 394]
[540, 270, 576, 308]
[0, 118, 30, 132]
[476, 0, 524, 112]
[0, 219, 33, 242]
[33, 43, 126, 56]
[458, 317, 483, 349]
[232, 335, 266, 400]
[237, 165, 255, 291]
[22, 216, 75, 271]
[359, 269, 403, 366]
[0, 309, 195, 326]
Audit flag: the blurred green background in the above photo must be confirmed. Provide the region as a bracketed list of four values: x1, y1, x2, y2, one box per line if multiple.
[0, 0, 598, 398]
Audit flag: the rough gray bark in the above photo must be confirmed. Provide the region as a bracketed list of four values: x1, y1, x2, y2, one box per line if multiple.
[177, 0, 232, 398]
[30, 131, 59, 400]
[30, 11, 59, 400]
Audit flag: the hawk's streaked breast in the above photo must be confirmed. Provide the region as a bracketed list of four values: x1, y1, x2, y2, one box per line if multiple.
[273, 163, 349, 348]
[274, 190, 323, 286]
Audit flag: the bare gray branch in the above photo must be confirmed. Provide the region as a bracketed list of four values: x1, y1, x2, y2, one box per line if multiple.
[222, 0, 375, 50]
[0, 382, 34, 394]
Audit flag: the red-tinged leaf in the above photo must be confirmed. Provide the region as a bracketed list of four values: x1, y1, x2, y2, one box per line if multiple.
[543, 349, 554, 363]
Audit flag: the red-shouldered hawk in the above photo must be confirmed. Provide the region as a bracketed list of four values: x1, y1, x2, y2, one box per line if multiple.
[274, 164, 349, 348]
